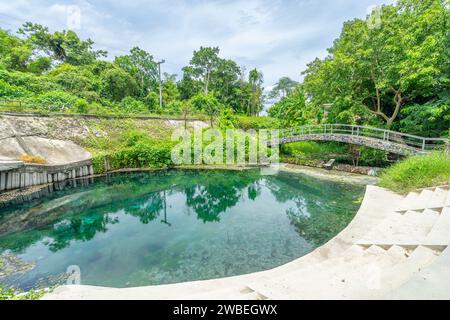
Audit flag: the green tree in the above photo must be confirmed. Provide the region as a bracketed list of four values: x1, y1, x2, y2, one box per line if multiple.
[302, 0, 449, 128]
[186, 46, 220, 94]
[268, 86, 310, 126]
[0, 29, 32, 71]
[269, 77, 299, 99]
[161, 73, 180, 106]
[18, 22, 107, 66]
[190, 93, 222, 126]
[115, 47, 158, 97]
[100, 67, 138, 102]
[248, 68, 264, 116]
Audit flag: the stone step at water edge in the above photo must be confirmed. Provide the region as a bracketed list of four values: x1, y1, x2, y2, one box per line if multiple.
[423, 207, 450, 245]
[246, 245, 403, 293]
[330, 186, 405, 245]
[254, 244, 369, 285]
[110, 272, 268, 300]
[397, 191, 420, 211]
[426, 187, 449, 209]
[259, 232, 372, 277]
[383, 246, 450, 299]
[357, 209, 441, 244]
[245, 245, 412, 300]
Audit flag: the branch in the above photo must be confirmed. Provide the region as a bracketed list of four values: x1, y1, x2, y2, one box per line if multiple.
[368, 108, 390, 123]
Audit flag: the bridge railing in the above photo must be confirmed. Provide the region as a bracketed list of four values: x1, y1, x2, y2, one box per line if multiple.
[280, 124, 448, 152]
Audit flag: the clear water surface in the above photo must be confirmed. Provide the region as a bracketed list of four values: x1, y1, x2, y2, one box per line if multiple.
[0, 169, 365, 290]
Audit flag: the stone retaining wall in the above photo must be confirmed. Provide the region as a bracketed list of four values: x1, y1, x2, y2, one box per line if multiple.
[0, 159, 93, 191]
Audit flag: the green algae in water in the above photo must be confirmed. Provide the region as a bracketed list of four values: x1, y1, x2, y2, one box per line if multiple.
[0, 169, 365, 290]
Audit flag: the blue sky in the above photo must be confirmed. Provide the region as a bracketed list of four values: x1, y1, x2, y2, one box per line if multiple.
[0, 0, 393, 89]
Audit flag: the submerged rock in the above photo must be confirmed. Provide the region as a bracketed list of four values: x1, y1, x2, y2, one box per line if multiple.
[0, 253, 35, 278]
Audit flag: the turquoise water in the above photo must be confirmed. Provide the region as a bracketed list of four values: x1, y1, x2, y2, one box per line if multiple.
[0, 169, 365, 290]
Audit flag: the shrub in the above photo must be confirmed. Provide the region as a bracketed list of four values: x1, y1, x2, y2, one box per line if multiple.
[92, 130, 175, 173]
[281, 141, 349, 160]
[217, 108, 237, 129]
[29, 90, 79, 112]
[120, 97, 147, 114]
[0, 79, 30, 98]
[166, 100, 183, 114]
[379, 152, 450, 193]
[236, 116, 281, 130]
[358, 147, 389, 167]
[1, 70, 60, 94]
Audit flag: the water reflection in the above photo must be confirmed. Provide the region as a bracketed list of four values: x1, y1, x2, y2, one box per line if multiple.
[0, 169, 365, 289]
[0, 170, 363, 253]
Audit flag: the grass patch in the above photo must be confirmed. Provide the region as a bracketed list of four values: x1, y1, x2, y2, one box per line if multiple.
[379, 152, 450, 193]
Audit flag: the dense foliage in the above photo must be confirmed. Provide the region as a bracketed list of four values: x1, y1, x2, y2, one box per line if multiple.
[268, 0, 449, 138]
[0, 26, 264, 117]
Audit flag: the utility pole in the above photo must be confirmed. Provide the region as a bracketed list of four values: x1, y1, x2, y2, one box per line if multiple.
[156, 60, 165, 109]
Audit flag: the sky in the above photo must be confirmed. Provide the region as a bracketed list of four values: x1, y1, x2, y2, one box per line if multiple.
[0, 0, 394, 90]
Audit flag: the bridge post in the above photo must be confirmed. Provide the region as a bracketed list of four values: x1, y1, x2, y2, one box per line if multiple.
[422, 139, 426, 151]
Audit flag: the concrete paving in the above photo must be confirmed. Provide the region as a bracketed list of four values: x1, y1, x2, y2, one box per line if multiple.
[43, 184, 450, 300]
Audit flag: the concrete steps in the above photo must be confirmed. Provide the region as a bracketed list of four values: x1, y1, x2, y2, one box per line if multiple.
[426, 187, 449, 209]
[385, 246, 450, 299]
[358, 209, 441, 245]
[397, 191, 420, 211]
[245, 245, 408, 299]
[445, 188, 450, 207]
[423, 207, 450, 245]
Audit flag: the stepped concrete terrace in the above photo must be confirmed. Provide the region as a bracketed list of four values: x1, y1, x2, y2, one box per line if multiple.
[43, 183, 450, 300]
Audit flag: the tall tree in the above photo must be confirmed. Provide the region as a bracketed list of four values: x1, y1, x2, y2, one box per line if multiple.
[269, 77, 299, 99]
[248, 68, 264, 116]
[18, 22, 107, 66]
[302, 0, 449, 128]
[187, 46, 220, 94]
[115, 47, 158, 98]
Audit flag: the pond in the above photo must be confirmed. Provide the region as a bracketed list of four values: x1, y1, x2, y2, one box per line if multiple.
[0, 169, 365, 290]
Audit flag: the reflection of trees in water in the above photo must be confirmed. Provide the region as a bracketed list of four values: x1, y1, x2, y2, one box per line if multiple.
[184, 170, 261, 222]
[0, 170, 263, 252]
[48, 214, 119, 252]
[0, 169, 363, 254]
[247, 181, 261, 201]
[185, 185, 241, 222]
[125, 192, 163, 224]
[264, 173, 364, 247]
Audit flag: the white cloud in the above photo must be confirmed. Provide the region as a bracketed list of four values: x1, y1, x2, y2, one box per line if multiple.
[0, 0, 393, 86]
